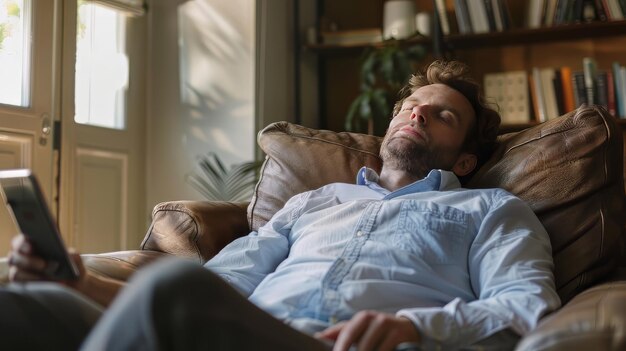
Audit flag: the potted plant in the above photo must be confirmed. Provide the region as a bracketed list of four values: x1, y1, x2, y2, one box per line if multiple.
[345, 41, 426, 135]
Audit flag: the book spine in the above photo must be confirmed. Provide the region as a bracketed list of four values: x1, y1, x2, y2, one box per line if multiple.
[528, 0, 546, 28]
[560, 67, 576, 112]
[484, 0, 497, 31]
[572, 0, 585, 21]
[468, 0, 490, 33]
[595, 0, 609, 20]
[602, 0, 614, 19]
[583, 57, 597, 105]
[620, 66, 626, 118]
[532, 68, 547, 121]
[491, 0, 504, 31]
[455, 0, 473, 34]
[435, 0, 451, 35]
[595, 70, 609, 108]
[545, 0, 559, 25]
[606, 70, 616, 116]
[553, 69, 565, 115]
[499, 0, 513, 29]
[608, 0, 624, 19]
[613, 62, 625, 117]
[540, 68, 560, 119]
[573, 71, 588, 106]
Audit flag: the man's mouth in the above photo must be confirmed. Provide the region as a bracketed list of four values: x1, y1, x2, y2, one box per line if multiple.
[396, 125, 426, 142]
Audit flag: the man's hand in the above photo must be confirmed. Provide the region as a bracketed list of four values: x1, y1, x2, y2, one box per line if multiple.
[8, 234, 86, 287]
[316, 310, 421, 351]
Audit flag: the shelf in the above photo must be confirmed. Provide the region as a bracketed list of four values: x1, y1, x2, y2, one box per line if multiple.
[447, 20, 626, 49]
[305, 20, 626, 55]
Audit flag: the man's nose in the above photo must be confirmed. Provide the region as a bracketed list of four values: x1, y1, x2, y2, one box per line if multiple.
[410, 105, 427, 125]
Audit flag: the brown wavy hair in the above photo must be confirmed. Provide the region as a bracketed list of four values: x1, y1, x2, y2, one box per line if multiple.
[392, 60, 501, 183]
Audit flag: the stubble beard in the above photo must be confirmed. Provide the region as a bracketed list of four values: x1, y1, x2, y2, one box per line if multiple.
[379, 135, 439, 179]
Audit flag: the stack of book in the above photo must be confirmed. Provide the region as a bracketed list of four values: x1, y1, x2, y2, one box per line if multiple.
[441, 0, 625, 36]
[453, 0, 513, 34]
[484, 58, 626, 124]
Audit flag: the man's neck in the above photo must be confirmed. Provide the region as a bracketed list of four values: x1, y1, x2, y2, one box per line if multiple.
[378, 166, 424, 192]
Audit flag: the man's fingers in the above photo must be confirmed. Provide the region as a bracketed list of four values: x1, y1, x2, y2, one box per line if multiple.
[8, 265, 47, 282]
[316, 322, 346, 341]
[11, 234, 32, 254]
[356, 314, 390, 351]
[8, 250, 46, 272]
[333, 311, 372, 351]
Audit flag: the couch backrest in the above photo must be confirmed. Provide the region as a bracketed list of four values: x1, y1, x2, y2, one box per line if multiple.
[248, 105, 625, 303]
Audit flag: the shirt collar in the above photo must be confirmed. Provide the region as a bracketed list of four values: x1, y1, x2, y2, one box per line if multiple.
[356, 167, 461, 197]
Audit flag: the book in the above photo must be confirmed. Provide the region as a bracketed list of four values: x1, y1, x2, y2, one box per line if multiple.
[607, 0, 624, 19]
[532, 68, 547, 121]
[606, 70, 616, 116]
[553, 69, 565, 115]
[595, 0, 609, 20]
[455, 0, 473, 34]
[545, 0, 559, 25]
[484, 0, 497, 31]
[435, 0, 451, 35]
[321, 29, 383, 45]
[468, 0, 490, 33]
[555, 0, 572, 24]
[527, 0, 547, 28]
[560, 66, 576, 112]
[491, 0, 504, 31]
[621, 66, 626, 118]
[498, 0, 513, 29]
[540, 68, 560, 120]
[572, 71, 588, 107]
[582, 57, 597, 105]
[595, 70, 609, 108]
[613, 61, 625, 117]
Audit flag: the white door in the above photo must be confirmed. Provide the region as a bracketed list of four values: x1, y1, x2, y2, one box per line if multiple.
[0, 0, 58, 253]
[57, 0, 147, 253]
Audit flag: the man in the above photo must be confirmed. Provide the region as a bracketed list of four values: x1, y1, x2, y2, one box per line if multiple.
[5, 61, 560, 350]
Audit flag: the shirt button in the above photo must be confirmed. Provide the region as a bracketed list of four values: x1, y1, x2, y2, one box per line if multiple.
[356, 230, 363, 237]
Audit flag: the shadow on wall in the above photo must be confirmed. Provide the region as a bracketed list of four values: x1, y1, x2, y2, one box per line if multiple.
[177, 0, 255, 167]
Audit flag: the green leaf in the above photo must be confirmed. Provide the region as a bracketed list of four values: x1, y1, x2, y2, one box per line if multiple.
[359, 92, 372, 118]
[186, 153, 262, 201]
[345, 95, 363, 131]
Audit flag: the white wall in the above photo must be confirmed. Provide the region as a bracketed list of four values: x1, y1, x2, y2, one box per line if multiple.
[146, 0, 256, 209]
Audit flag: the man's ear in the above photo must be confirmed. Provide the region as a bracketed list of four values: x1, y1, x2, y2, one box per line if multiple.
[452, 152, 477, 177]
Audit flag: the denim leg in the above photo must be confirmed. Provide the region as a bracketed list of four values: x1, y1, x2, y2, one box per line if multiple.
[0, 282, 103, 351]
[81, 258, 331, 351]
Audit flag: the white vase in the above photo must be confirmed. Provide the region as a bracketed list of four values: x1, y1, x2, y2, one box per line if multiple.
[382, 0, 417, 40]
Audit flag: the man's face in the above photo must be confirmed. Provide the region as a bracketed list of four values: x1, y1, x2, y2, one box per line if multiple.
[380, 83, 477, 178]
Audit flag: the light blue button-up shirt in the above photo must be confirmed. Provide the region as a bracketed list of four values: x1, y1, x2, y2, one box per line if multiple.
[205, 168, 561, 349]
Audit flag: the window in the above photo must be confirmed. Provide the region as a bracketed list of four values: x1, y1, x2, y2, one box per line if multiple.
[0, 0, 31, 107]
[75, 1, 128, 129]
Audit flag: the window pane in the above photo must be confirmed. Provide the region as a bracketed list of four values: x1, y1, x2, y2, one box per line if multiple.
[0, 0, 31, 107]
[75, 2, 128, 129]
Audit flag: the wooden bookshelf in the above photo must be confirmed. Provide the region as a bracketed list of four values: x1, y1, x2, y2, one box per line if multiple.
[305, 20, 626, 55]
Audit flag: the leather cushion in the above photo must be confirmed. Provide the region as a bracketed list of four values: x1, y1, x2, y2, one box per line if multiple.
[249, 106, 624, 303]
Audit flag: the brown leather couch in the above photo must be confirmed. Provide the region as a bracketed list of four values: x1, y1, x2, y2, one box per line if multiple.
[2, 105, 625, 350]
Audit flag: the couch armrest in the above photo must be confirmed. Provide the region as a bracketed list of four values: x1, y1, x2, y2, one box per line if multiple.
[82, 250, 169, 282]
[140, 200, 250, 264]
[516, 281, 626, 351]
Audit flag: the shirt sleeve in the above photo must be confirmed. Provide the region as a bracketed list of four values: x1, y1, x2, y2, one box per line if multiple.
[396, 193, 561, 349]
[203, 191, 310, 297]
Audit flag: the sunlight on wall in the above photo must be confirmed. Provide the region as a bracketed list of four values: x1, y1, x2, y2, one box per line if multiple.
[177, 0, 254, 164]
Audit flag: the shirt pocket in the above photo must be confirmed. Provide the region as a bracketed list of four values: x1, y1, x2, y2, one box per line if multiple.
[393, 200, 472, 265]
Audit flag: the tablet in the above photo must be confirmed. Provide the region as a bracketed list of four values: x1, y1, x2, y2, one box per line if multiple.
[0, 169, 79, 280]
